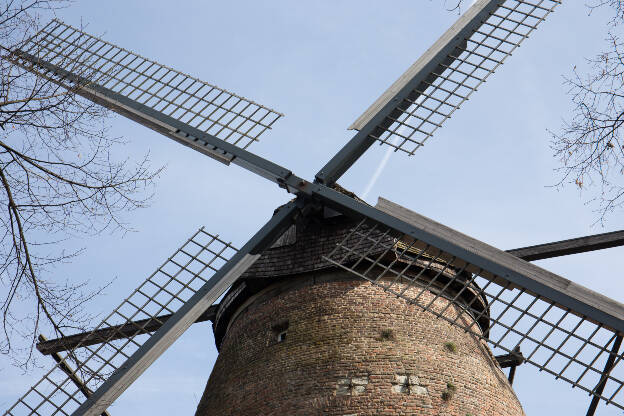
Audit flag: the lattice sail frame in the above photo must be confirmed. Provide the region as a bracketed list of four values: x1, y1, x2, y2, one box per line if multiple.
[12, 19, 283, 150]
[4, 228, 237, 416]
[323, 216, 624, 410]
[353, 0, 561, 155]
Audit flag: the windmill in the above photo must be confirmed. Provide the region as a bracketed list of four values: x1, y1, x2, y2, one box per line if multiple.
[4, 0, 624, 414]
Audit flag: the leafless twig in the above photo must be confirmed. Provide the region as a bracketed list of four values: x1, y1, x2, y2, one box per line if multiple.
[0, 0, 160, 368]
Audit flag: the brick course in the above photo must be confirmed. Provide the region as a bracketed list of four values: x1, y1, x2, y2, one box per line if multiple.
[195, 273, 525, 416]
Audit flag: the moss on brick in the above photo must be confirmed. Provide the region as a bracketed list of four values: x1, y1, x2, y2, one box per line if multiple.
[376, 328, 396, 341]
[197, 277, 525, 416]
[444, 341, 457, 353]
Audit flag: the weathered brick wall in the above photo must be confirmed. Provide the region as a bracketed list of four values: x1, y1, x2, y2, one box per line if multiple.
[196, 273, 525, 416]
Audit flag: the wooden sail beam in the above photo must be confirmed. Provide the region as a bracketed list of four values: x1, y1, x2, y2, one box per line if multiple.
[506, 230, 624, 262]
[37, 305, 218, 356]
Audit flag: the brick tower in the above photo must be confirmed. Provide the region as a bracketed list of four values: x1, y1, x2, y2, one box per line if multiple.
[195, 205, 525, 416]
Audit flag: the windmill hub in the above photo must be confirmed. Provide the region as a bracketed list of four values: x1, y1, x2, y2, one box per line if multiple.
[196, 211, 523, 415]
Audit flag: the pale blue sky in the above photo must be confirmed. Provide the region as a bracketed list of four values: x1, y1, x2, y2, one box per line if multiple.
[2, 1, 624, 415]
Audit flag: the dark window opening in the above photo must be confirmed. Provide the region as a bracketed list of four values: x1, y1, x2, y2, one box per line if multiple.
[271, 320, 289, 343]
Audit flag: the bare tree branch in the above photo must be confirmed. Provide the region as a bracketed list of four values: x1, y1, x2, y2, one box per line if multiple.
[551, 30, 624, 223]
[589, 0, 624, 26]
[0, 0, 160, 368]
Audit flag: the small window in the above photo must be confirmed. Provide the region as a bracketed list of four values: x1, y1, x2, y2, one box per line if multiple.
[271, 320, 289, 344]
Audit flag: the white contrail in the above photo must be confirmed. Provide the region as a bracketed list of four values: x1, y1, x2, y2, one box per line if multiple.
[361, 107, 414, 201]
[362, 0, 477, 201]
[361, 135, 400, 201]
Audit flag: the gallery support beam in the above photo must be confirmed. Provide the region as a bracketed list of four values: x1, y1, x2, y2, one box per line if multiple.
[37, 306, 218, 356]
[507, 230, 624, 261]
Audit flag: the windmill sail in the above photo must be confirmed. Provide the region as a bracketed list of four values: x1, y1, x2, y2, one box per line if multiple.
[351, 0, 560, 154]
[9, 20, 283, 163]
[316, 0, 561, 186]
[321, 196, 624, 410]
[4, 228, 238, 416]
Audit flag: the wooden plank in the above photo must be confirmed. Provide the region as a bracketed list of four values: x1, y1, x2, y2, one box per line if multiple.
[495, 349, 524, 369]
[376, 197, 624, 329]
[36, 305, 218, 356]
[507, 231, 624, 261]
